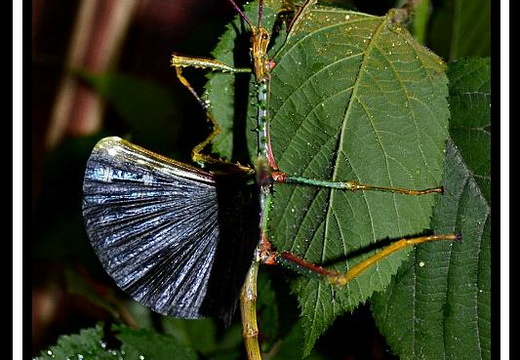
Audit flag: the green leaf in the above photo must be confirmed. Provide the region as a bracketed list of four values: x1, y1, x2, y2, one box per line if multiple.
[428, 0, 491, 60]
[447, 58, 491, 202]
[161, 317, 243, 358]
[34, 324, 200, 360]
[407, 0, 431, 44]
[64, 267, 121, 319]
[371, 58, 491, 360]
[34, 324, 123, 360]
[79, 71, 180, 151]
[269, 321, 312, 360]
[371, 140, 491, 360]
[118, 326, 198, 360]
[268, 6, 449, 353]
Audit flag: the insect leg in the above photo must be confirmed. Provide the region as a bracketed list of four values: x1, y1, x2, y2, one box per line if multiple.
[171, 54, 250, 170]
[272, 171, 445, 195]
[262, 233, 461, 286]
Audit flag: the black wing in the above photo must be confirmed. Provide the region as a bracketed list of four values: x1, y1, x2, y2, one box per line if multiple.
[201, 171, 260, 325]
[83, 137, 224, 319]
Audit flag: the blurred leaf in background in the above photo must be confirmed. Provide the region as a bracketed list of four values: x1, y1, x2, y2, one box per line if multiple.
[428, 0, 491, 60]
[77, 71, 181, 154]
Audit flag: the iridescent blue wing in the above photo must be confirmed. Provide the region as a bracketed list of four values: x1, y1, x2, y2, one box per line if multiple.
[83, 137, 257, 322]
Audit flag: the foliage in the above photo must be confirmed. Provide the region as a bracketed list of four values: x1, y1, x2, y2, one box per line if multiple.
[372, 58, 491, 360]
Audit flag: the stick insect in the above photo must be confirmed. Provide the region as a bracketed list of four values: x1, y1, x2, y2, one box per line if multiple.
[82, 1, 460, 359]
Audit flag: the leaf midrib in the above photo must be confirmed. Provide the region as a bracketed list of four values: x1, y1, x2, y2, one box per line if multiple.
[322, 13, 394, 263]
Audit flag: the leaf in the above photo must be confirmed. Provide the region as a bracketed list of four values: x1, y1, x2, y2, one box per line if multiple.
[268, 6, 450, 353]
[79, 71, 180, 151]
[161, 317, 243, 357]
[371, 58, 491, 360]
[34, 324, 123, 360]
[34, 324, 200, 360]
[33, 136, 102, 261]
[206, 1, 450, 355]
[447, 58, 491, 201]
[117, 326, 198, 360]
[428, 0, 491, 60]
[407, 0, 431, 44]
[64, 267, 121, 319]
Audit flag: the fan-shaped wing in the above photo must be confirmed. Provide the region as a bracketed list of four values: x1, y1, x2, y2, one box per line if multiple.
[83, 137, 221, 319]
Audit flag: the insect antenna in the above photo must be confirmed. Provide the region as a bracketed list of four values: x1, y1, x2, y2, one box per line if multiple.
[257, 0, 264, 28]
[225, 0, 255, 29]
